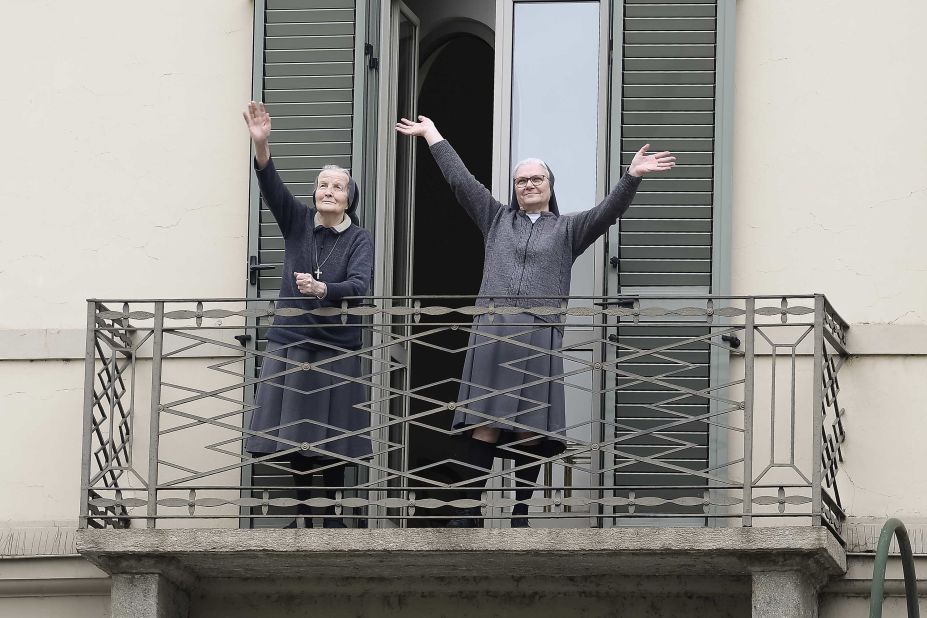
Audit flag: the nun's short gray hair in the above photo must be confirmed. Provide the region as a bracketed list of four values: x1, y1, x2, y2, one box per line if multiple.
[512, 158, 551, 178]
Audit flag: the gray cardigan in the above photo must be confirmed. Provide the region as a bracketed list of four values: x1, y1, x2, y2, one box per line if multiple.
[430, 140, 641, 316]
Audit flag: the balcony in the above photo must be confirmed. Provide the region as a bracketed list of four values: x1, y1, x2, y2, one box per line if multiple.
[76, 294, 850, 616]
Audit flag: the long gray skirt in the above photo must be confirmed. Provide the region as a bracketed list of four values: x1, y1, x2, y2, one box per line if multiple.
[454, 313, 567, 449]
[244, 344, 372, 461]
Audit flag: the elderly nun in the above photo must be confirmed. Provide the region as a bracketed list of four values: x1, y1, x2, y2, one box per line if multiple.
[243, 101, 374, 528]
[396, 115, 675, 527]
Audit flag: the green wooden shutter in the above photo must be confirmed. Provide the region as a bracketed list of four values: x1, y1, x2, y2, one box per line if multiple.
[257, 0, 359, 296]
[619, 0, 715, 288]
[247, 0, 363, 527]
[609, 0, 721, 520]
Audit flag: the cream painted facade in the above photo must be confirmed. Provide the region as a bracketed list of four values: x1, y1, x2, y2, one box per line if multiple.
[731, 1, 927, 529]
[0, 0, 253, 335]
[1, 0, 926, 616]
[1, 1, 254, 615]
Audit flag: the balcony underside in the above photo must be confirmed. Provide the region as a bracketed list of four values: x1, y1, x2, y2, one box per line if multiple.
[78, 526, 845, 582]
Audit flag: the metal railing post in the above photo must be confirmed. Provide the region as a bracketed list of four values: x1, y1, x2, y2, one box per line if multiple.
[590, 303, 605, 528]
[742, 297, 755, 527]
[79, 301, 98, 529]
[146, 302, 165, 528]
[811, 295, 825, 527]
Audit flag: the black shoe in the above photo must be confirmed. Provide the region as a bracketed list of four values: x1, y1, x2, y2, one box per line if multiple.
[510, 517, 530, 528]
[446, 508, 481, 528]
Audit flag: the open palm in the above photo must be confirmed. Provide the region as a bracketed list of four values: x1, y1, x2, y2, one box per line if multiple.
[243, 101, 272, 143]
[628, 144, 676, 177]
[395, 115, 436, 138]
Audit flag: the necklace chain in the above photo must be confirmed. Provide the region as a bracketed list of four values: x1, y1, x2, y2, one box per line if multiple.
[314, 233, 343, 280]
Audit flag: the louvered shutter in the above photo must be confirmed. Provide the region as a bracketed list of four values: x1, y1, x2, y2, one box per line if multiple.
[619, 0, 715, 287]
[609, 0, 720, 520]
[248, 0, 362, 527]
[257, 0, 359, 296]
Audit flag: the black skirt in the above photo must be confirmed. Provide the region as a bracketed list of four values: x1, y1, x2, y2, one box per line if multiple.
[453, 313, 567, 450]
[245, 343, 372, 461]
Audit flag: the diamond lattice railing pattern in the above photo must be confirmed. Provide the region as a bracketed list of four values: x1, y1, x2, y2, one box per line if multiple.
[79, 295, 848, 536]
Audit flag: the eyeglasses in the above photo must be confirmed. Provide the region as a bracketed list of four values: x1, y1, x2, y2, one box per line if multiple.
[513, 175, 548, 189]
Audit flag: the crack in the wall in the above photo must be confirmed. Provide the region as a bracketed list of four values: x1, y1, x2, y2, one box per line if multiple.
[865, 187, 927, 210]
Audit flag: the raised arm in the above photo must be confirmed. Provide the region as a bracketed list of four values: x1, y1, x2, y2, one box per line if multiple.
[570, 144, 676, 257]
[243, 101, 302, 237]
[395, 116, 503, 235]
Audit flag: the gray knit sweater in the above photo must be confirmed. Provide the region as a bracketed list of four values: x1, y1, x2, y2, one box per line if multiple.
[430, 140, 642, 316]
[256, 157, 373, 350]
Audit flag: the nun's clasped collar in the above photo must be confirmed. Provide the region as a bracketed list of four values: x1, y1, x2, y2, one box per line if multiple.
[314, 212, 352, 233]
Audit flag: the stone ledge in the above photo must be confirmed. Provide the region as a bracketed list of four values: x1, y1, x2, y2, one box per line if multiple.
[0, 556, 110, 597]
[77, 527, 846, 583]
[823, 554, 927, 598]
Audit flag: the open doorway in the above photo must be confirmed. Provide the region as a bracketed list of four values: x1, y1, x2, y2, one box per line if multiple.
[373, 0, 497, 525]
[404, 33, 495, 523]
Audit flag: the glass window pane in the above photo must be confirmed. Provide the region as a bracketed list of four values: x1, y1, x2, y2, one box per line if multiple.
[511, 2, 600, 215]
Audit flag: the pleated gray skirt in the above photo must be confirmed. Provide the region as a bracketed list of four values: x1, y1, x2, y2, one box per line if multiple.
[244, 344, 372, 461]
[453, 313, 566, 449]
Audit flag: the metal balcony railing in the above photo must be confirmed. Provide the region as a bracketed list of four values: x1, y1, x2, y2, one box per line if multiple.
[79, 294, 848, 537]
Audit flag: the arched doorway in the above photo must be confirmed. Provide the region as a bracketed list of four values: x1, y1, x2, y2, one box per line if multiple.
[405, 34, 494, 525]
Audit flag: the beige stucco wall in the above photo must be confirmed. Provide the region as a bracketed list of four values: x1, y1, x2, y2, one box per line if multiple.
[0, 595, 110, 618]
[838, 357, 927, 518]
[731, 0, 927, 324]
[0, 11, 256, 612]
[731, 0, 927, 529]
[0, 0, 253, 333]
[0, 558, 110, 617]
[1, 361, 87, 525]
[0, 0, 253, 527]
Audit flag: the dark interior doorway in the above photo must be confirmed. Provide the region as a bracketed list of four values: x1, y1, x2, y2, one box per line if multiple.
[405, 35, 494, 522]
[412, 35, 493, 296]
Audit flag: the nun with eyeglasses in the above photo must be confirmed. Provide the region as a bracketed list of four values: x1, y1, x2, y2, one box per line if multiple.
[396, 115, 675, 527]
[243, 101, 374, 528]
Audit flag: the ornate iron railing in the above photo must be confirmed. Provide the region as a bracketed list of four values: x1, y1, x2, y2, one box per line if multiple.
[79, 294, 848, 536]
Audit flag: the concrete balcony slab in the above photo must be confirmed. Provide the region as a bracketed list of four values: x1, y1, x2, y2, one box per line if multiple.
[77, 527, 846, 582]
[77, 527, 846, 617]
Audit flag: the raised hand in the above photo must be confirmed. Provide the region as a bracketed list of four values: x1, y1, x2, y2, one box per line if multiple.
[243, 101, 272, 143]
[395, 116, 443, 146]
[243, 101, 272, 168]
[628, 144, 676, 177]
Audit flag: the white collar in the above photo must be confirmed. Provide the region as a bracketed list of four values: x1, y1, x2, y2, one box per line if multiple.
[314, 212, 351, 233]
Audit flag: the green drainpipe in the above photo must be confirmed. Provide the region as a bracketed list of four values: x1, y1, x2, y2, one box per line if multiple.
[870, 518, 919, 617]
